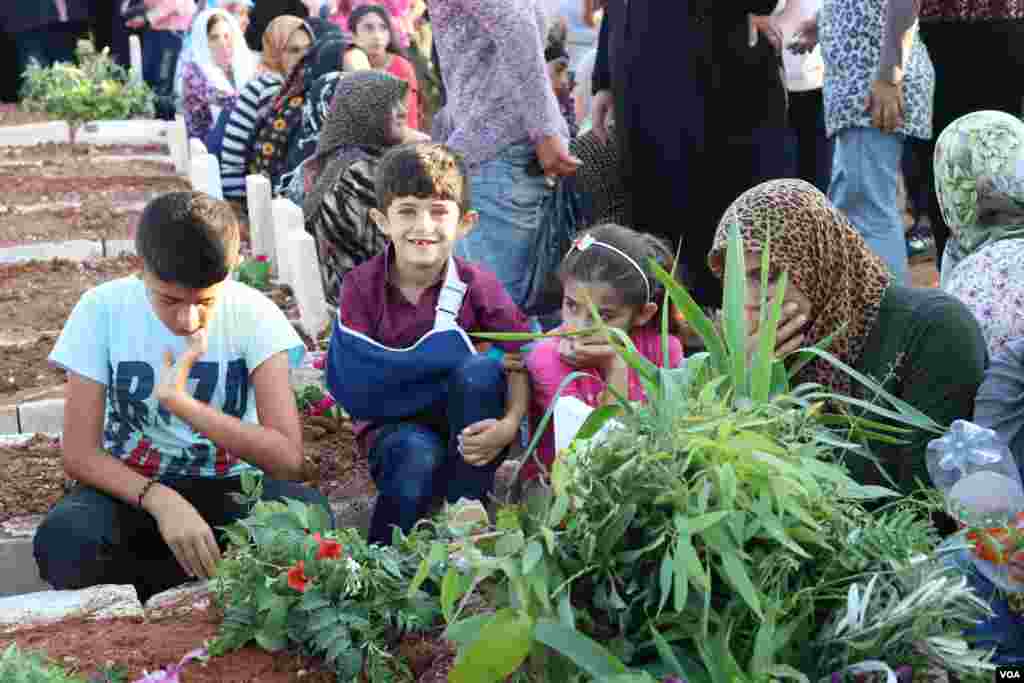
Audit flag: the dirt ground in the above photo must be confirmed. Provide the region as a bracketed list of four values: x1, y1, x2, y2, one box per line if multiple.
[0, 413, 366, 524]
[0, 606, 456, 683]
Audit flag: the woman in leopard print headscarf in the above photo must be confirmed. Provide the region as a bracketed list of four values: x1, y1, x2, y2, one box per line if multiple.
[708, 179, 988, 492]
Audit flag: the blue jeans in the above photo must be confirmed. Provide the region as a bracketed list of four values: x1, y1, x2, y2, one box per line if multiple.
[941, 539, 1024, 664]
[34, 475, 334, 604]
[367, 355, 508, 545]
[142, 30, 184, 121]
[828, 126, 909, 285]
[456, 143, 552, 309]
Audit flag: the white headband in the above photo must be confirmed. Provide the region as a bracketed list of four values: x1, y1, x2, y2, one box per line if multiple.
[568, 233, 651, 303]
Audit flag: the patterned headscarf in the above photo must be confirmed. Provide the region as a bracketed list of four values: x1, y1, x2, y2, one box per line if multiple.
[708, 179, 893, 395]
[935, 110, 1024, 264]
[569, 129, 627, 228]
[303, 70, 409, 218]
[248, 35, 347, 194]
[260, 16, 310, 76]
[946, 238, 1024, 358]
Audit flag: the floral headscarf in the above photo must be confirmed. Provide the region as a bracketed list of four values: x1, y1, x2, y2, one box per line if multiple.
[303, 70, 408, 217]
[248, 34, 347, 194]
[946, 238, 1024, 358]
[935, 110, 1024, 265]
[708, 179, 893, 395]
[260, 16, 310, 76]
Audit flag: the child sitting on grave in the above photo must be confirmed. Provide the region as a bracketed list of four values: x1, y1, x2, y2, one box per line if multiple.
[34, 191, 333, 604]
[520, 224, 685, 484]
[325, 142, 531, 546]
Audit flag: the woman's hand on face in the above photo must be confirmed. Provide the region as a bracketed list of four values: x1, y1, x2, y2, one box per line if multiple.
[745, 301, 809, 359]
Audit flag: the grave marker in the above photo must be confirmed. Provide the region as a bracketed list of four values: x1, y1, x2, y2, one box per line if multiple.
[246, 175, 273, 259]
[189, 137, 208, 159]
[168, 116, 189, 175]
[189, 152, 223, 199]
[271, 198, 305, 287]
[284, 230, 329, 339]
[129, 35, 143, 84]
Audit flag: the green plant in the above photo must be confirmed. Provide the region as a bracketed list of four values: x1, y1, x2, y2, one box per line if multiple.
[418, 222, 993, 682]
[0, 643, 86, 683]
[208, 471, 441, 681]
[19, 40, 154, 144]
[235, 256, 271, 291]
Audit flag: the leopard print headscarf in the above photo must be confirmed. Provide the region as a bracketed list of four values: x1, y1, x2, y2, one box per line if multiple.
[708, 179, 893, 395]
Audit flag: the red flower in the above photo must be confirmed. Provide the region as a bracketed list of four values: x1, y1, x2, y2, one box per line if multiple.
[287, 561, 309, 592]
[312, 355, 326, 370]
[313, 532, 342, 560]
[255, 255, 269, 263]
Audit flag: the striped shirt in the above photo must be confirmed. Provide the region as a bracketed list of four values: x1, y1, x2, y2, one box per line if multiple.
[220, 73, 284, 199]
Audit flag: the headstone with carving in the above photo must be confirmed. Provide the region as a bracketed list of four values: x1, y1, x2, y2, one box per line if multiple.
[129, 35, 143, 84]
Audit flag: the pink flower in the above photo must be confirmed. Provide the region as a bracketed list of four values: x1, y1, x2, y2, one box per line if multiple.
[312, 355, 326, 370]
[131, 648, 208, 682]
[255, 255, 269, 263]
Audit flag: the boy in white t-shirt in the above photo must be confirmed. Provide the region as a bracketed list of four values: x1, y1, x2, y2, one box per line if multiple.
[34, 191, 332, 603]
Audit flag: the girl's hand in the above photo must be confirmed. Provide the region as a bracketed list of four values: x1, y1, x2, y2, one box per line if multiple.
[459, 418, 518, 466]
[559, 334, 617, 369]
[155, 328, 209, 409]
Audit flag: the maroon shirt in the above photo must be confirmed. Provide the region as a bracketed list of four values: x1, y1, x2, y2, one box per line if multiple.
[339, 247, 530, 457]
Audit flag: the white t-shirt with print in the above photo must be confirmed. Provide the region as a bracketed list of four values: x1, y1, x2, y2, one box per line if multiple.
[49, 276, 305, 480]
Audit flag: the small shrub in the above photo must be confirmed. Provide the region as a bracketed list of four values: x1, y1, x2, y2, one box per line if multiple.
[0, 643, 86, 683]
[19, 40, 154, 144]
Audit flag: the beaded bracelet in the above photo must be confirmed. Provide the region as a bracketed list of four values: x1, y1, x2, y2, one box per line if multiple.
[138, 479, 158, 509]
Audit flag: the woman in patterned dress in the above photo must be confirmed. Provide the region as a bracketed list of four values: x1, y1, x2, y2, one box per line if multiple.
[180, 8, 258, 140]
[935, 111, 1024, 358]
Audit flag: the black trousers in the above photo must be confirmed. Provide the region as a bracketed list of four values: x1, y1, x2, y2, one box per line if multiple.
[786, 88, 832, 194]
[918, 19, 1024, 268]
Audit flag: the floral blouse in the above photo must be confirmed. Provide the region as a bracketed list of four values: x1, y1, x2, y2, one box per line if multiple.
[181, 61, 240, 142]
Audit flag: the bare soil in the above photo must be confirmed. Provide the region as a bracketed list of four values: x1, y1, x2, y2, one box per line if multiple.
[0, 414, 366, 524]
[0, 605, 455, 683]
[0, 256, 143, 392]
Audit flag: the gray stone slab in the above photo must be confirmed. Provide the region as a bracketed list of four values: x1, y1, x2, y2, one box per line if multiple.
[0, 584, 142, 632]
[0, 240, 102, 264]
[104, 239, 137, 257]
[0, 536, 48, 597]
[18, 399, 65, 434]
[77, 119, 168, 146]
[0, 122, 70, 146]
[0, 405, 18, 434]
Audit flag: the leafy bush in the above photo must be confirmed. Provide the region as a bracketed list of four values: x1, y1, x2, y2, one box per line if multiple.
[0, 644, 86, 683]
[19, 40, 154, 143]
[208, 471, 441, 681]
[409, 223, 996, 683]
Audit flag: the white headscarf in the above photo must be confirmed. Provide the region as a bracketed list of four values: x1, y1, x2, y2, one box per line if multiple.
[188, 8, 258, 96]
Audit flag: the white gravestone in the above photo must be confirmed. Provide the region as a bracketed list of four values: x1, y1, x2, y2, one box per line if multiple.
[284, 230, 329, 339]
[129, 35, 143, 84]
[189, 152, 223, 199]
[189, 137, 208, 159]
[246, 175, 273, 259]
[271, 198, 305, 287]
[168, 116, 189, 175]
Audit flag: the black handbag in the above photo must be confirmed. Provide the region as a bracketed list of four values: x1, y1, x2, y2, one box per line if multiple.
[520, 175, 582, 317]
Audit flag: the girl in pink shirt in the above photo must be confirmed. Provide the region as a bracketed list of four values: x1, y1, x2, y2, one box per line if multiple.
[522, 224, 685, 483]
